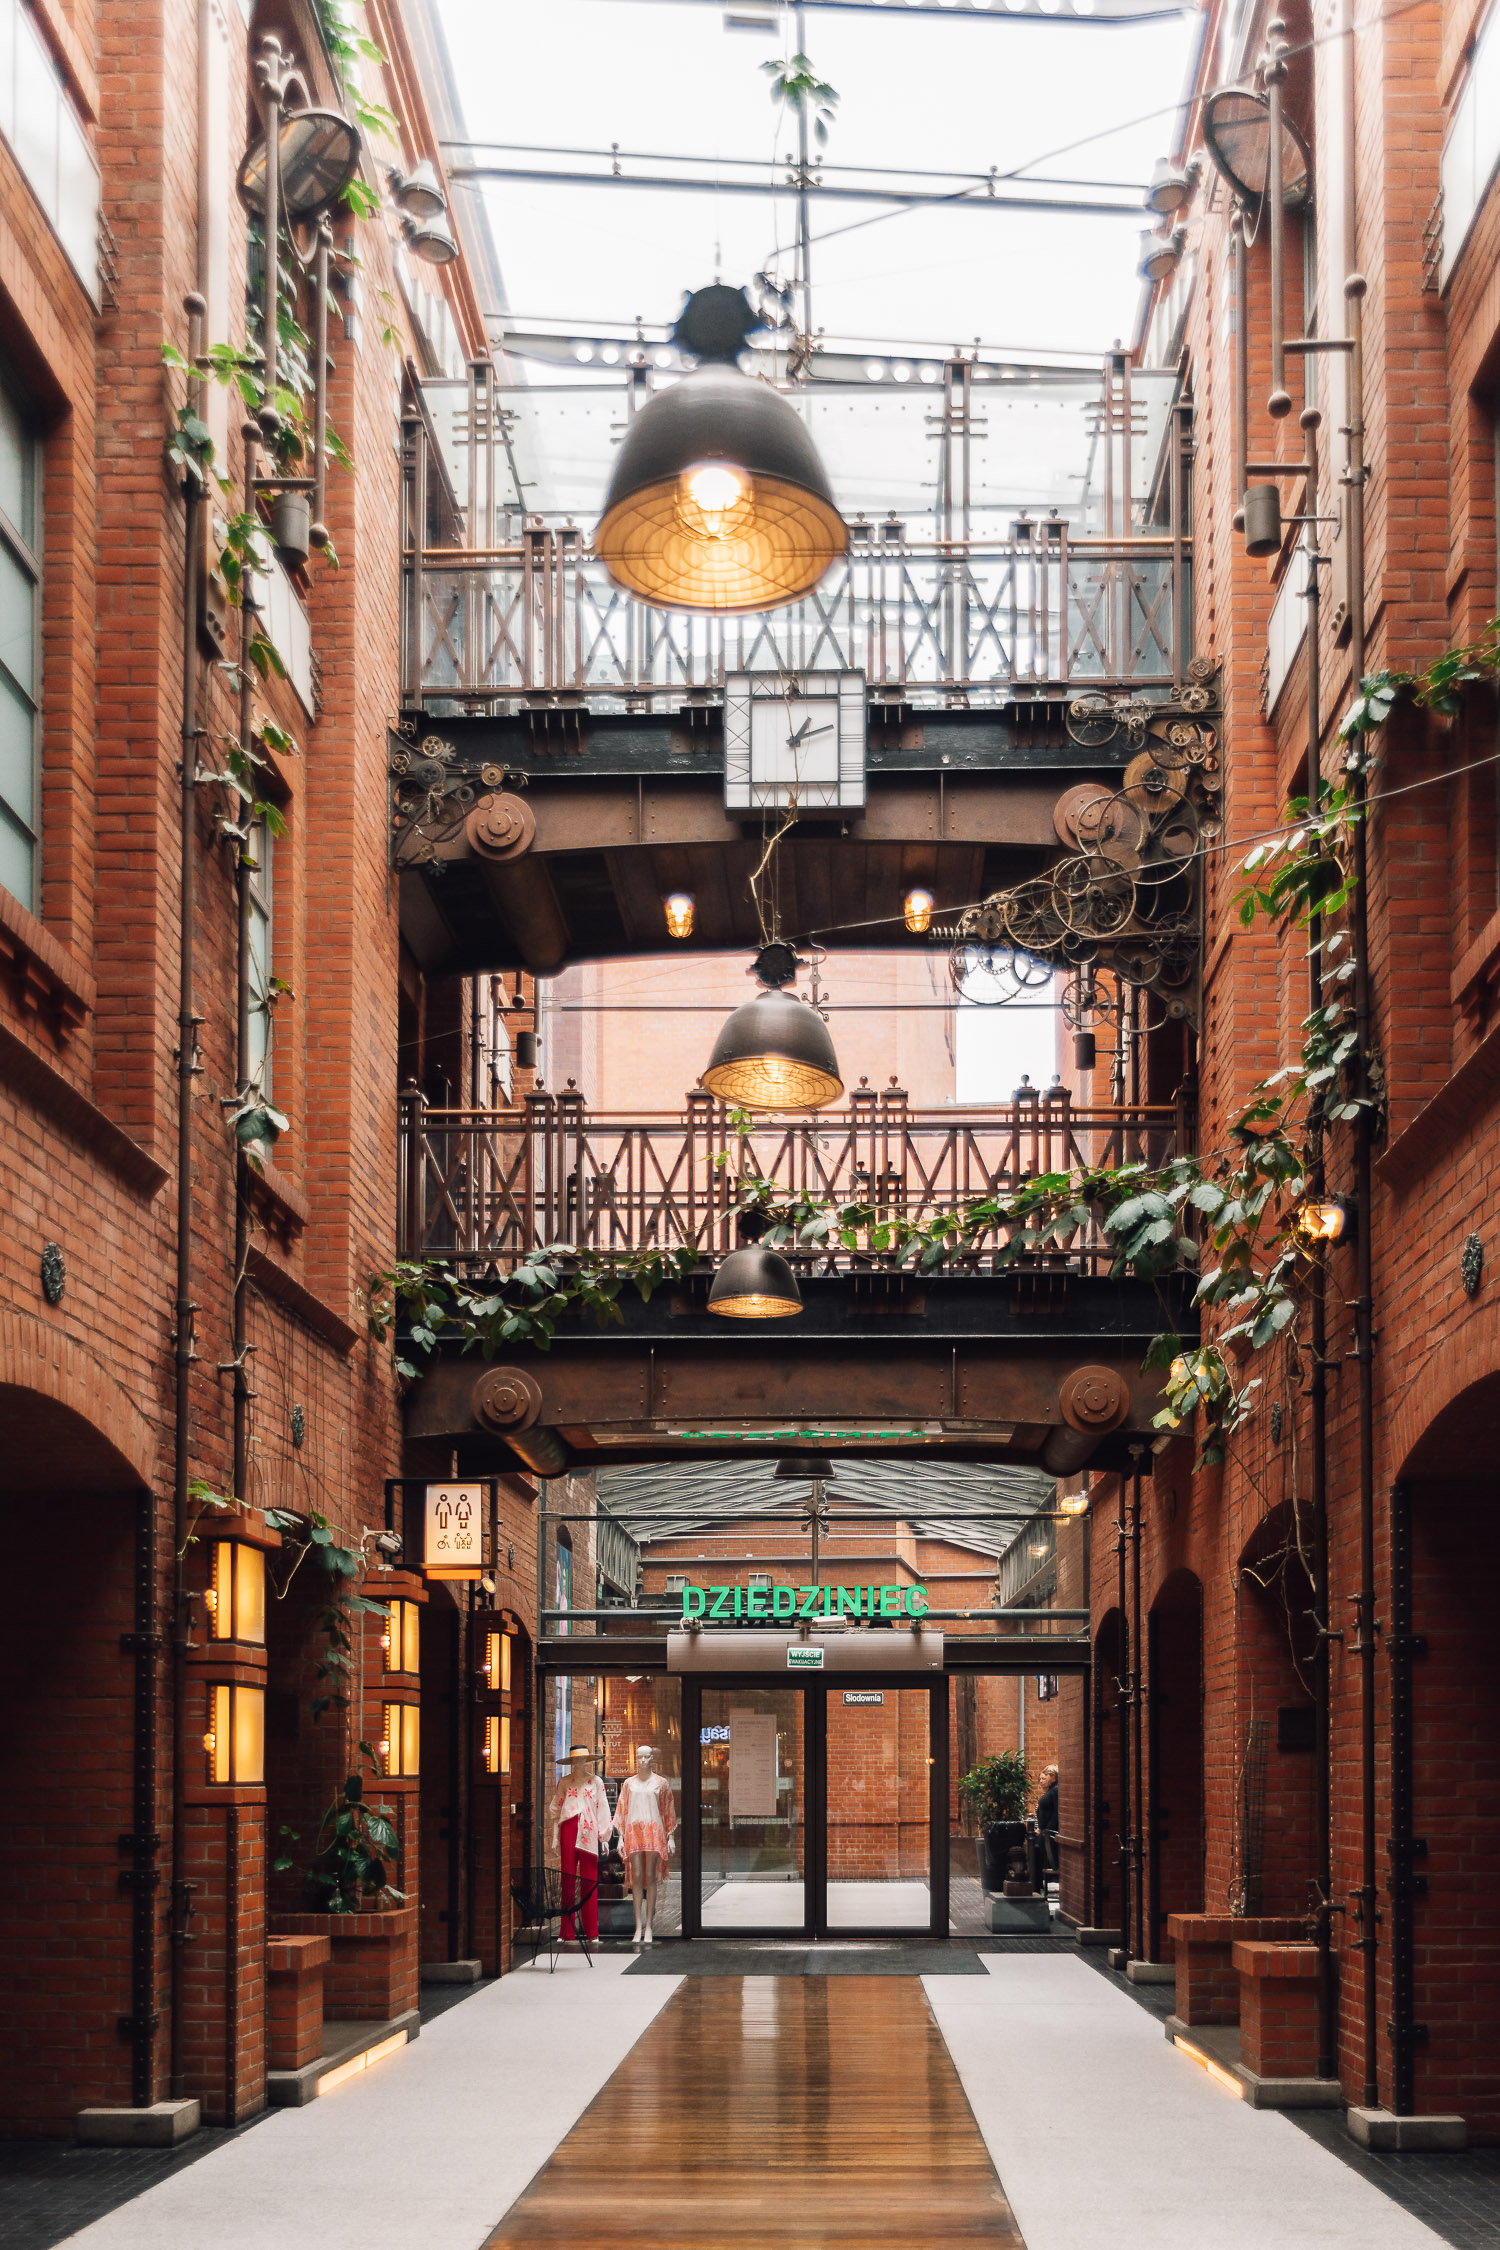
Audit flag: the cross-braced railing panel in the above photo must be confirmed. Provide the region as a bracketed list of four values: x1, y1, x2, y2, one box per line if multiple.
[397, 1089, 1183, 1278]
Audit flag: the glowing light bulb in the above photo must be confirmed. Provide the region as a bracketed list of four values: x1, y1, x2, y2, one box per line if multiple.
[664, 892, 695, 940]
[203, 1731, 216, 1754]
[676, 463, 751, 541]
[904, 887, 934, 934]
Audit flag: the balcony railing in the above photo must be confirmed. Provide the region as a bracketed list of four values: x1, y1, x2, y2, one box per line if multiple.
[397, 1082, 1184, 1279]
[402, 525, 1187, 711]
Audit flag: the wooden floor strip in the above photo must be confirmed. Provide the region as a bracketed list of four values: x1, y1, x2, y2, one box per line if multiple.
[483, 1975, 1025, 2249]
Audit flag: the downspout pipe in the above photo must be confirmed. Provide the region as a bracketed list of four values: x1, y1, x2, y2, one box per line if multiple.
[169, 293, 208, 2103]
[1130, 1454, 1146, 1961]
[1115, 1486, 1131, 1959]
[1343, 270, 1380, 2115]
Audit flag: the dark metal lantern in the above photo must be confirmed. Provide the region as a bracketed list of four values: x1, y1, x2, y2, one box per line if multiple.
[707, 1244, 803, 1320]
[700, 989, 843, 1111]
[594, 286, 847, 613]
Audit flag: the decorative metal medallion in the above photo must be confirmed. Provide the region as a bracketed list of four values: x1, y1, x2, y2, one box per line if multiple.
[1461, 1231, 1484, 1298]
[290, 1403, 306, 1448]
[951, 670, 1221, 1032]
[40, 1241, 65, 1306]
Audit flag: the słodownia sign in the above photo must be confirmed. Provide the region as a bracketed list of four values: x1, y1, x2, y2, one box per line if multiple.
[679, 1581, 929, 1623]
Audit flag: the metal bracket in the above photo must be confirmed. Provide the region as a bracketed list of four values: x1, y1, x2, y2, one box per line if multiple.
[118, 1834, 162, 1854]
[119, 1631, 163, 1654]
[1386, 1631, 1428, 1658]
[118, 2012, 161, 2039]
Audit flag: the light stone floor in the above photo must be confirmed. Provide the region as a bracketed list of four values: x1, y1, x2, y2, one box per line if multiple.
[53, 1948, 1454, 2250]
[926, 1954, 1450, 2250]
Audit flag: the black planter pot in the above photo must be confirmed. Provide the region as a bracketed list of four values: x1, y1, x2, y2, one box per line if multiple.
[977, 1818, 1027, 1892]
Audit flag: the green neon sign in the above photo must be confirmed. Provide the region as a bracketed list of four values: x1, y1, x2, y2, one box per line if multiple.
[679, 1582, 929, 1624]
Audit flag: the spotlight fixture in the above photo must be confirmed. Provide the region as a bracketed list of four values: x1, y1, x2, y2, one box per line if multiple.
[706, 1243, 803, 1319]
[1294, 1194, 1356, 1247]
[1242, 482, 1283, 557]
[404, 214, 459, 267]
[594, 283, 847, 613]
[1201, 85, 1311, 210]
[388, 158, 446, 221]
[903, 887, 934, 935]
[1144, 154, 1200, 217]
[664, 891, 696, 940]
[1137, 226, 1186, 285]
[700, 942, 843, 1111]
[238, 107, 363, 220]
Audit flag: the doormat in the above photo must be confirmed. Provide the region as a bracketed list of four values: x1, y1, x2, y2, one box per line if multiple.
[623, 1944, 988, 1976]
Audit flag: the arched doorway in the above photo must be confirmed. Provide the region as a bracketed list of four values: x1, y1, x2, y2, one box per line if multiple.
[1147, 1569, 1203, 1960]
[1233, 1507, 1318, 1920]
[0, 1347, 158, 2134]
[1395, 1377, 1500, 2137]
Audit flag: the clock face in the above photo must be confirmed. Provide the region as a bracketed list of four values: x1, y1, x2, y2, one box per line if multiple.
[748, 694, 841, 794]
[724, 671, 867, 812]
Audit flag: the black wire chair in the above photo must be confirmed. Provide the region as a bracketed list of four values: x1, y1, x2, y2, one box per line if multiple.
[510, 1863, 600, 1972]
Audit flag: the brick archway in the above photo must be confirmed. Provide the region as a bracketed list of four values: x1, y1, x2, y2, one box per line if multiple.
[1387, 1320, 1500, 1485]
[0, 1307, 157, 1491]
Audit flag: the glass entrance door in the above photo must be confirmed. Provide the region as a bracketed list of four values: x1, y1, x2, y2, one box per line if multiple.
[697, 1687, 810, 1934]
[824, 1686, 933, 1931]
[682, 1677, 947, 1940]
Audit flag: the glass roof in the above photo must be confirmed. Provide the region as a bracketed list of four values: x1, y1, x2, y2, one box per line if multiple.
[432, 0, 1201, 521]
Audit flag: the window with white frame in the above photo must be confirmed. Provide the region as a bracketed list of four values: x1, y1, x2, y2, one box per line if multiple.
[0, 369, 39, 911]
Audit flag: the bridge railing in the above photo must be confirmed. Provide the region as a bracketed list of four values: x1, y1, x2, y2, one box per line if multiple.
[397, 1082, 1183, 1278]
[402, 525, 1185, 709]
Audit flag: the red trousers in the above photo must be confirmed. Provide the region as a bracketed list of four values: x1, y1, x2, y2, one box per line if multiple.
[559, 1815, 599, 1941]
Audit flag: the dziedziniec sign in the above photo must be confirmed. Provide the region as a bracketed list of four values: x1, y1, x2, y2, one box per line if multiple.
[679, 1582, 929, 1622]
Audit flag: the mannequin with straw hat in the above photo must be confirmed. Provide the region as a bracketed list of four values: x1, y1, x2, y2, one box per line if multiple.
[548, 1743, 610, 1947]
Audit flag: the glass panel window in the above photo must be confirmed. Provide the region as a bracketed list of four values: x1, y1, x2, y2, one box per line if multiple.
[245, 816, 273, 1094]
[209, 1542, 265, 1645]
[207, 1682, 265, 1784]
[0, 367, 37, 913]
[383, 1700, 420, 1777]
[383, 1598, 420, 1675]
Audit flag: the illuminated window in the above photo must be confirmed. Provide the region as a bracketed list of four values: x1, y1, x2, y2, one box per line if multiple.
[481, 1628, 513, 1690]
[482, 1712, 511, 1775]
[382, 1598, 420, 1675]
[205, 1683, 265, 1784]
[382, 1701, 420, 1777]
[208, 1543, 266, 1644]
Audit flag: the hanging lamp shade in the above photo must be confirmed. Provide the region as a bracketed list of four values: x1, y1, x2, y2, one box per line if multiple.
[594, 285, 847, 613]
[701, 988, 843, 1112]
[707, 1244, 803, 1320]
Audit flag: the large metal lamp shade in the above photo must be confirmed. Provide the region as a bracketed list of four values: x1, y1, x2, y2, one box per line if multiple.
[700, 989, 843, 1111]
[594, 286, 847, 613]
[238, 108, 363, 219]
[707, 1244, 803, 1319]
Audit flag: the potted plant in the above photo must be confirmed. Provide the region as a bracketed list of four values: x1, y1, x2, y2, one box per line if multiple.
[958, 1751, 1030, 1892]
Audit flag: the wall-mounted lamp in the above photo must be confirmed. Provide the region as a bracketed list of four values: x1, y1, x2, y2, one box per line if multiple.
[1144, 154, 1201, 217]
[1295, 1194, 1357, 1247]
[205, 1683, 265, 1785]
[404, 214, 459, 267]
[664, 892, 696, 940]
[481, 1628, 513, 1691]
[388, 158, 446, 221]
[1242, 482, 1283, 557]
[207, 1542, 266, 1644]
[382, 1597, 421, 1675]
[381, 1702, 420, 1777]
[903, 887, 934, 935]
[482, 1712, 511, 1775]
[1057, 1492, 1090, 1517]
[1137, 226, 1186, 285]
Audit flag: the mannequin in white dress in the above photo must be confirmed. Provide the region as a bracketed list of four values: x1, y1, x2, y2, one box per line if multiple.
[611, 1742, 676, 1943]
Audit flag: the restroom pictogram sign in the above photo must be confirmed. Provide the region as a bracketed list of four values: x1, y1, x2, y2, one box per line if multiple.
[424, 1483, 485, 1579]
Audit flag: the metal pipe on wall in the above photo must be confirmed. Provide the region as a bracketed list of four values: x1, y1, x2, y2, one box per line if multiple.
[167, 293, 208, 2105]
[1115, 1485, 1131, 1959]
[1265, 20, 1291, 420]
[1130, 1458, 1145, 1961]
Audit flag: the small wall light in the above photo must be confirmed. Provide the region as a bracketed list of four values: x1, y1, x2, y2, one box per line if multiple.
[1137, 226, 1186, 284]
[206, 1683, 265, 1785]
[404, 214, 459, 266]
[482, 1712, 511, 1775]
[209, 1543, 266, 1645]
[1295, 1194, 1356, 1247]
[1058, 1493, 1090, 1517]
[382, 1702, 420, 1777]
[1144, 154, 1200, 217]
[389, 158, 446, 221]
[664, 892, 696, 940]
[382, 1598, 421, 1675]
[903, 887, 934, 935]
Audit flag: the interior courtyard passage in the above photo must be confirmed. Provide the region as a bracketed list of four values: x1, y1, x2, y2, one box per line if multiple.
[21, 1953, 1474, 2250]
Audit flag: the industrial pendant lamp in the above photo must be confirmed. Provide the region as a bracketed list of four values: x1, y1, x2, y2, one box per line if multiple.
[594, 285, 847, 613]
[700, 943, 843, 1112]
[707, 1243, 803, 1320]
